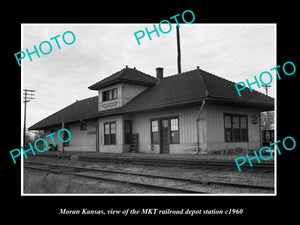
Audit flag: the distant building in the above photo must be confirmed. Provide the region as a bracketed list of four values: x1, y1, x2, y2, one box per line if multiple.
[29, 66, 274, 154]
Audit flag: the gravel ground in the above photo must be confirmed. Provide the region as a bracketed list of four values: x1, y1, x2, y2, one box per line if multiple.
[23, 170, 171, 194]
[23, 156, 275, 194]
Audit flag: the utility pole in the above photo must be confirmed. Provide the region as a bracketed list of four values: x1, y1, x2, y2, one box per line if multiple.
[261, 84, 271, 96]
[23, 89, 35, 148]
[261, 84, 271, 131]
[176, 26, 181, 74]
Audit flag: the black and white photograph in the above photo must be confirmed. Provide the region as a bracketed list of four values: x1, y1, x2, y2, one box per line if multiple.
[21, 23, 275, 195]
[4, 4, 298, 221]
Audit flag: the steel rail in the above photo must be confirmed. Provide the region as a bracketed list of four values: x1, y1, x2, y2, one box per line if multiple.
[24, 164, 208, 194]
[37, 153, 274, 171]
[24, 161, 274, 192]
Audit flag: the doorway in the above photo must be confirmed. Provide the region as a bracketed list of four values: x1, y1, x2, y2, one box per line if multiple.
[160, 119, 170, 154]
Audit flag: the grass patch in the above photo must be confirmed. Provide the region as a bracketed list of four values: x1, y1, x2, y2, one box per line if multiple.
[24, 171, 71, 193]
[23, 170, 167, 194]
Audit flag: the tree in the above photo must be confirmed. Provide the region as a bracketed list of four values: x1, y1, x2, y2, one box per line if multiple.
[25, 130, 45, 148]
[261, 111, 274, 130]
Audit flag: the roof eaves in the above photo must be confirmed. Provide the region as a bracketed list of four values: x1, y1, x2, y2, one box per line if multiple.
[118, 78, 156, 86]
[206, 96, 274, 111]
[89, 79, 156, 90]
[118, 97, 208, 114]
[89, 79, 119, 90]
[88, 68, 126, 90]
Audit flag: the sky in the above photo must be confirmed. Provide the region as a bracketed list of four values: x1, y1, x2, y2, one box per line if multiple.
[22, 23, 276, 128]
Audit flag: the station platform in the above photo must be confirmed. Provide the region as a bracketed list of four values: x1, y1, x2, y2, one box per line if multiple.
[36, 150, 275, 163]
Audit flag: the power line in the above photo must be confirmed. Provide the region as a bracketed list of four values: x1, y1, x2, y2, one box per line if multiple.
[181, 26, 244, 63]
[181, 26, 264, 66]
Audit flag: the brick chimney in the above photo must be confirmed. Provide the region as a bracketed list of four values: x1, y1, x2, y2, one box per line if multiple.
[156, 67, 164, 82]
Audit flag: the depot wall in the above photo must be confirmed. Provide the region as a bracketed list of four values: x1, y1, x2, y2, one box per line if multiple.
[130, 106, 202, 154]
[98, 115, 124, 153]
[205, 104, 261, 152]
[42, 105, 262, 154]
[44, 121, 97, 152]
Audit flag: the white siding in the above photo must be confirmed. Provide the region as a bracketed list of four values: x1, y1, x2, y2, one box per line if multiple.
[122, 83, 148, 105]
[130, 106, 203, 154]
[66, 122, 97, 151]
[44, 104, 262, 154]
[205, 104, 261, 151]
[44, 121, 97, 152]
[98, 115, 124, 153]
[98, 83, 148, 111]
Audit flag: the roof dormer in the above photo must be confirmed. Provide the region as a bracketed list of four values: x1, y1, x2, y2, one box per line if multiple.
[89, 66, 157, 112]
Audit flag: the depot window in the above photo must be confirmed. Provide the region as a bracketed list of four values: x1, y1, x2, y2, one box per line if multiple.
[150, 117, 180, 144]
[224, 114, 248, 142]
[102, 88, 118, 102]
[170, 118, 179, 144]
[104, 121, 116, 145]
[151, 120, 159, 144]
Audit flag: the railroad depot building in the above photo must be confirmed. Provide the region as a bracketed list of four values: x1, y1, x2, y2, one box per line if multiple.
[29, 66, 274, 154]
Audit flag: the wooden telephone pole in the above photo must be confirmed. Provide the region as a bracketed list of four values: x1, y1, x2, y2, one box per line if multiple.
[23, 89, 35, 147]
[176, 26, 181, 74]
[261, 84, 272, 130]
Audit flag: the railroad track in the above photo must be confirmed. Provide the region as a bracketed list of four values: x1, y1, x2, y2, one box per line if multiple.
[24, 161, 274, 194]
[35, 152, 274, 172]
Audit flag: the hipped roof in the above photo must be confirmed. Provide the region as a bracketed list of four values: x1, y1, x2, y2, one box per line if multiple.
[29, 67, 274, 130]
[88, 67, 157, 90]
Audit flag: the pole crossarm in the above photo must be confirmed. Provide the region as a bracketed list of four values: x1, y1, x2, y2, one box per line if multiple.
[261, 84, 271, 96]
